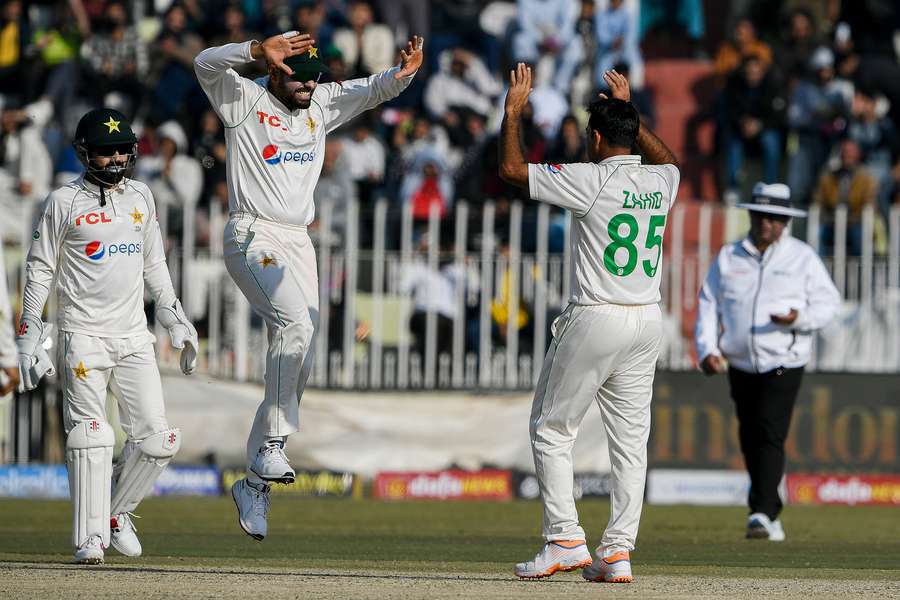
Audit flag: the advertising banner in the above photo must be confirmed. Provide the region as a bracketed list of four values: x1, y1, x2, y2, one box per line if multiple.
[515, 472, 612, 500]
[647, 469, 750, 506]
[221, 468, 357, 497]
[650, 372, 900, 473]
[154, 466, 221, 496]
[0, 465, 69, 499]
[786, 474, 900, 506]
[374, 470, 512, 500]
[0, 465, 221, 498]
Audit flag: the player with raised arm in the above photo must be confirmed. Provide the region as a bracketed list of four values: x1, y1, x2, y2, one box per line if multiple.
[194, 31, 423, 540]
[500, 66, 680, 583]
[17, 108, 199, 564]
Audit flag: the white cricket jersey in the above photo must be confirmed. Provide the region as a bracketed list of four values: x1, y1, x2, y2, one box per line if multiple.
[528, 155, 680, 305]
[194, 41, 414, 226]
[695, 234, 840, 373]
[23, 176, 174, 337]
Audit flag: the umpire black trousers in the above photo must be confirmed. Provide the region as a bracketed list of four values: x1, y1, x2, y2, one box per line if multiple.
[728, 365, 804, 520]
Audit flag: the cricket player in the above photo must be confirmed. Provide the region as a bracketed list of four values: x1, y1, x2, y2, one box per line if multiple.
[500, 67, 679, 583]
[194, 32, 423, 539]
[17, 108, 199, 564]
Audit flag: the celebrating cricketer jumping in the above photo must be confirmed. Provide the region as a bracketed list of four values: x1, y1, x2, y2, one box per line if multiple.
[194, 31, 423, 539]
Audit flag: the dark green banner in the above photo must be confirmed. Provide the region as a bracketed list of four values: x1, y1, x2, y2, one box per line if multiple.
[650, 372, 900, 473]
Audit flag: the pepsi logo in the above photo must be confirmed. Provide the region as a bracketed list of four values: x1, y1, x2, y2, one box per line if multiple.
[85, 241, 105, 261]
[262, 144, 281, 165]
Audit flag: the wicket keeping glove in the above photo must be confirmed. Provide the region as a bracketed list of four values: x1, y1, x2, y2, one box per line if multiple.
[157, 299, 199, 375]
[16, 315, 55, 393]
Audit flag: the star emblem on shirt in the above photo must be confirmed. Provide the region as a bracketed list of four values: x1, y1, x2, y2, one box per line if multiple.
[309, 46, 318, 58]
[259, 255, 277, 269]
[73, 361, 90, 380]
[306, 116, 316, 133]
[103, 117, 121, 133]
[130, 207, 144, 224]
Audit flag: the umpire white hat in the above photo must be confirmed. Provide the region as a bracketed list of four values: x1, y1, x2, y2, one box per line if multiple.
[736, 182, 807, 218]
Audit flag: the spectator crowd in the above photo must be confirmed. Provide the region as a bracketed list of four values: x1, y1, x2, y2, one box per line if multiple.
[1, 0, 900, 363]
[713, 2, 900, 255]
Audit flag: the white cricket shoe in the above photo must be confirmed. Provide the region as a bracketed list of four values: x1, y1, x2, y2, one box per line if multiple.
[582, 550, 633, 583]
[514, 540, 592, 579]
[110, 513, 142, 557]
[74, 535, 104, 564]
[249, 442, 295, 484]
[232, 478, 270, 540]
[747, 513, 786, 541]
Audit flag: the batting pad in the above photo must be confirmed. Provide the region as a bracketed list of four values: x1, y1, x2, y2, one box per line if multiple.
[66, 420, 115, 548]
[111, 428, 181, 515]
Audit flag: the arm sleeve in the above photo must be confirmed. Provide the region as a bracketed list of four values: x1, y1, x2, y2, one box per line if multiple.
[792, 251, 840, 332]
[142, 191, 178, 308]
[194, 41, 264, 127]
[695, 253, 723, 361]
[0, 243, 17, 367]
[527, 162, 602, 216]
[318, 67, 415, 134]
[22, 194, 66, 320]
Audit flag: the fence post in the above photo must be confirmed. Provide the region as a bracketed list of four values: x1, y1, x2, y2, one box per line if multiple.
[889, 206, 900, 370]
[478, 202, 496, 389]
[397, 200, 413, 389]
[369, 198, 387, 389]
[207, 200, 224, 375]
[834, 204, 848, 299]
[315, 200, 334, 387]
[452, 202, 468, 388]
[341, 199, 359, 388]
[424, 201, 441, 388]
[861, 205, 874, 306]
[807, 205, 821, 254]
[505, 202, 523, 388]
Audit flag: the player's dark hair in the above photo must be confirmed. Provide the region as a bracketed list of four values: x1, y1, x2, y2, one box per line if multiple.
[586, 98, 639, 148]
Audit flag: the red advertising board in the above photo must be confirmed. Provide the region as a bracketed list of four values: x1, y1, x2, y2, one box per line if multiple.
[787, 474, 900, 506]
[374, 470, 512, 500]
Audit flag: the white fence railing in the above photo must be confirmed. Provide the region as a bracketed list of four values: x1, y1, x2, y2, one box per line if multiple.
[8, 199, 899, 391]
[151, 199, 900, 388]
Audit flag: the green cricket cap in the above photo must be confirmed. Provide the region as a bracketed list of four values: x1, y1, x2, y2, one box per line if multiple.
[74, 108, 138, 147]
[284, 46, 330, 81]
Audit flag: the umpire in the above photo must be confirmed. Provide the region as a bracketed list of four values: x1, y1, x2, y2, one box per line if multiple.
[695, 182, 840, 542]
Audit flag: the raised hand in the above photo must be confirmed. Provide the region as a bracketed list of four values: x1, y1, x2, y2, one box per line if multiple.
[396, 35, 425, 79]
[505, 62, 532, 117]
[600, 69, 631, 102]
[258, 31, 315, 76]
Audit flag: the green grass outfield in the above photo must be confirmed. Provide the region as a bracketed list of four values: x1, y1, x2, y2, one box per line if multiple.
[0, 497, 898, 580]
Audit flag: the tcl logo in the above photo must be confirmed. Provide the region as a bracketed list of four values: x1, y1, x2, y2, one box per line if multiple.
[75, 212, 113, 227]
[256, 110, 288, 132]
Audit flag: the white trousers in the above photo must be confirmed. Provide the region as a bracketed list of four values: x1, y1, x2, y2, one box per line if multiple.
[223, 214, 319, 480]
[60, 330, 168, 438]
[530, 303, 662, 555]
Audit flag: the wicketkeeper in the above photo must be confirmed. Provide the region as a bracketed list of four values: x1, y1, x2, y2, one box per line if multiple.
[17, 108, 199, 564]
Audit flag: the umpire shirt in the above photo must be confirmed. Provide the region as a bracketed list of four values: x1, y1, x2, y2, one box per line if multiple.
[695, 233, 840, 373]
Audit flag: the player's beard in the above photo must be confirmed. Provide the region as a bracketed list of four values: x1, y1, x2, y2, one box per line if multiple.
[289, 86, 313, 110]
[271, 76, 314, 110]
